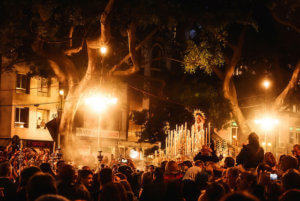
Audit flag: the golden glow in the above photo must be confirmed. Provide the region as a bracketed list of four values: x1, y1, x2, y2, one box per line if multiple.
[262, 142, 266, 146]
[100, 46, 107, 55]
[267, 142, 272, 147]
[129, 149, 139, 159]
[262, 80, 271, 89]
[254, 117, 279, 131]
[84, 94, 117, 113]
[59, 89, 64, 96]
[232, 135, 237, 139]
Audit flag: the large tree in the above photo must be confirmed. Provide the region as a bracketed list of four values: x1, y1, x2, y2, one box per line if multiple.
[0, 0, 173, 149]
[182, 0, 300, 141]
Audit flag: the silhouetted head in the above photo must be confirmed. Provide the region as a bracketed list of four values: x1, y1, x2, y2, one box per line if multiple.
[248, 133, 259, 148]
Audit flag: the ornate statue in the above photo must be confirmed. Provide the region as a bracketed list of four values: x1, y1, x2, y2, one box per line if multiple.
[193, 110, 205, 132]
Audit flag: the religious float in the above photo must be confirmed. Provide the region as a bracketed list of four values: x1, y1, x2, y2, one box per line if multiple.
[151, 110, 239, 165]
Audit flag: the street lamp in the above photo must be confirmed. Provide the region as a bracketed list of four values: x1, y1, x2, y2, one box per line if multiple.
[129, 149, 139, 159]
[100, 46, 107, 55]
[255, 117, 279, 151]
[58, 89, 64, 148]
[254, 117, 279, 131]
[59, 89, 64, 96]
[84, 93, 117, 159]
[262, 79, 271, 89]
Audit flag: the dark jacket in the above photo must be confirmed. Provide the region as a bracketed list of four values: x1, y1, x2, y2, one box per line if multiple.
[193, 151, 219, 163]
[0, 178, 17, 201]
[236, 144, 264, 169]
[139, 182, 166, 201]
[57, 181, 91, 201]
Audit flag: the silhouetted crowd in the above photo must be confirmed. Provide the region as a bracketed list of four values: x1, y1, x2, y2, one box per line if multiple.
[0, 132, 300, 201]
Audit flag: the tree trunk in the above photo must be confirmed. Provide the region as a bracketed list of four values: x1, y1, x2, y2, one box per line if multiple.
[224, 80, 251, 144]
[273, 59, 300, 111]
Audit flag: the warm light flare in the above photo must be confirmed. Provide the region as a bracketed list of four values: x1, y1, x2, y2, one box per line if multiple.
[100, 46, 107, 55]
[84, 94, 117, 113]
[129, 149, 139, 159]
[254, 117, 279, 131]
[262, 80, 271, 89]
[59, 89, 64, 96]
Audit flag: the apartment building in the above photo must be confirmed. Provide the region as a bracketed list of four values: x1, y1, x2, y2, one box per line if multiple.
[0, 63, 59, 143]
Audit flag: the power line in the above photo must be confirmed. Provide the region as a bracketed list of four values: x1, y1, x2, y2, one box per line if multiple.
[0, 101, 61, 107]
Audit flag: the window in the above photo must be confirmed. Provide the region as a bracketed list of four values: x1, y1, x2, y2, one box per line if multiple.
[37, 78, 50, 97]
[16, 74, 30, 94]
[289, 132, 295, 144]
[15, 107, 29, 128]
[36, 109, 49, 129]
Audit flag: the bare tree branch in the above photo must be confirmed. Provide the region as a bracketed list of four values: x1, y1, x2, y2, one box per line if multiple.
[69, 26, 74, 47]
[100, 0, 115, 44]
[109, 29, 157, 74]
[211, 65, 225, 80]
[64, 39, 85, 56]
[112, 23, 140, 76]
[271, 11, 300, 33]
[223, 28, 246, 99]
[32, 38, 79, 84]
[273, 60, 300, 110]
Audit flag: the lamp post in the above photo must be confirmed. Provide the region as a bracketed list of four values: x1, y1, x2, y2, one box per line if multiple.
[261, 79, 271, 150]
[84, 94, 117, 163]
[58, 89, 64, 148]
[254, 117, 279, 151]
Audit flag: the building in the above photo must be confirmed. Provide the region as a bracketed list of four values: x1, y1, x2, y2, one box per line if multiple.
[0, 63, 59, 147]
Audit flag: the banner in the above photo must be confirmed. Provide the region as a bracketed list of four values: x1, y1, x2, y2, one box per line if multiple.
[75, 127, 119, 139]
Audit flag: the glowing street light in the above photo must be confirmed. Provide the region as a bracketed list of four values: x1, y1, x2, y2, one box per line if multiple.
[100, 46, 107, 55]
[262, 79, 271, 89]
[129, 149, 139, 159]
[254, 117, 279, 131]
[84, 94, 117, 113]
[59, 89, 64, 96]
[84, 93, 118, 159]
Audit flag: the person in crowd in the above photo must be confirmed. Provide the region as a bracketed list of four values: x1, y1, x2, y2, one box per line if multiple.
[180, 161, 193, 174]
[198, 182, 225, 201]
[40, 163, 56, 177]
[281, 169, 300, 191]
[57, 164, 90, 201]
[139, 167, 166, 201]
[77, 169, 94, 200]
[120, 180, 137, 201]
[224, 157, 235, 169]
[160, 161, 168, 172]
[225, 167, 240, 191]
[0, 162, 17, 201]
[195, 171, 209, 192]
[164, 160, 183, 183]
[26, 172, 57, 201]
[16, 166, 41, 201]
[220, 191, 259, 201]
[99, 182, 128, 201]
[3, 132, 300, 201]
[279, 189, 300, 201]
[181, 179, 199, 201]
[99, 168, 113, 187]
[194, 143, 219, 163]
[263, 152, 276, 169]
[279, 155, 298, 172]
[36, 194, 71, 201]
[292, 144, 300, 168]
[236, 132, 264, 170]
[164, 180, 184, 201]
[182, 160, 203, 181]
